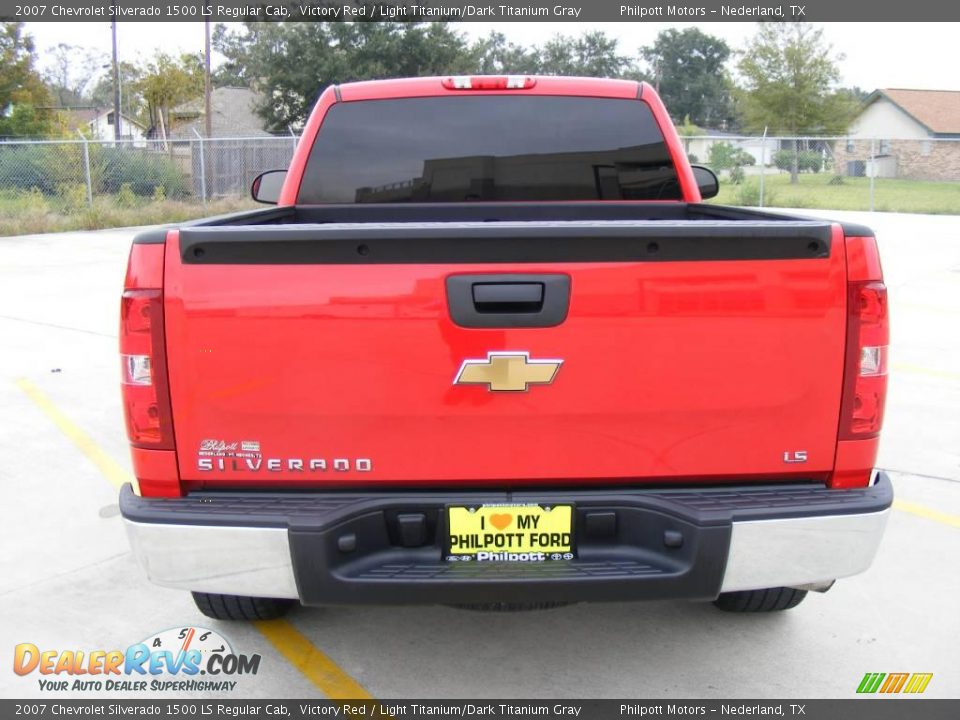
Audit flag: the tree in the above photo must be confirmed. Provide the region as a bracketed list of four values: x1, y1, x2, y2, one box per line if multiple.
[214, 22, 476, 132]
[708, 141, 756, 170]
[210, 22, 252, 88]
[536, 31, 640, 78]
[132, 52, 204, 144]
[89, 60, 141, 118]
[43, 43, 103, 108]
[213, 25, 649, 131]
[0, 22, 53, 137]
[838, 85, 870, 102]
[642, 28, 736, 129]
[472, 31, 538, 74]
[737, 22, 856, 183]
[675, 114, 705, 162]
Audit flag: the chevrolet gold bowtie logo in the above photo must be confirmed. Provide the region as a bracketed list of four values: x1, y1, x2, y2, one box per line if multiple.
[453, 352, 563, 392]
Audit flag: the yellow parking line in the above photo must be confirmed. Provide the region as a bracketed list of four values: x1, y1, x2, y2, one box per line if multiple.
[16, 376, 372, 699]
[16, 377, 135, 492]
[21, 372, 956, 696]
[254, 619, 373, 700]
[893, 499, 960, 529]
[892, 362, 960, 382]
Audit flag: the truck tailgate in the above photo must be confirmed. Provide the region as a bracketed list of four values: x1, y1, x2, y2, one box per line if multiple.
[163, 220, 846, 487]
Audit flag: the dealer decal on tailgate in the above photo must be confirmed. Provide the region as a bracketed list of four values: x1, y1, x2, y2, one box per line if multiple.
[447, 504, 574, 562]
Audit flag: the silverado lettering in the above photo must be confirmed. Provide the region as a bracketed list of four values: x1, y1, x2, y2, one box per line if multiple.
[118, 76, 892, 620]
[196, 458, 372, 472]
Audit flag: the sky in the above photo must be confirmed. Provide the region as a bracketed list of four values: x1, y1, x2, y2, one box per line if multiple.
[23, 21, 960, 93]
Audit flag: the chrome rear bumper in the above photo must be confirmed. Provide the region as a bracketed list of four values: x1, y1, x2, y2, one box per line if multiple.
[124, 521, 299, 599]
[720, 509, 889, 592]
[121, 473, 892, 603]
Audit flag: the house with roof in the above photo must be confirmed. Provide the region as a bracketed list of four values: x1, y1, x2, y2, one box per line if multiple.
[159, 87, 289, 199]
[684, 131, 775, 170]
[834, 89, 960, 181]
[63, 107, 148, 144]
[167, 87, 271, 139]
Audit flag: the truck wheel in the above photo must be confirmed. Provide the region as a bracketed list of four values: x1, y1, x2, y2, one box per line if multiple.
[191, 592, 294, 621]
[713, 587, 807, 612]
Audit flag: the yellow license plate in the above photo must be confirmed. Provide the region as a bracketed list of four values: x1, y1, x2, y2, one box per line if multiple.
[447, 504, 574, 562]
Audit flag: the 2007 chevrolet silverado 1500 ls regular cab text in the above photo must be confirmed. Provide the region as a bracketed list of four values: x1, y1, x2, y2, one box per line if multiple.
[118, 76, 891, 620]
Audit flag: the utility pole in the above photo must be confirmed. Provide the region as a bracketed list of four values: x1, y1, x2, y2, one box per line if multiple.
[111, 18, 120, 141]
[204, 20, 212, 139]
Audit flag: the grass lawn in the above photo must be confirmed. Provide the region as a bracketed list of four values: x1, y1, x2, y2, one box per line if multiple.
[709, 172, 960, 215]
[1, 173, 957, 237]
[0, 191, 259, 237]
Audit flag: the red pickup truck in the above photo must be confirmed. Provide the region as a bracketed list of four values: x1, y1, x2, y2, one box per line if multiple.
[119, 76, 891, 620]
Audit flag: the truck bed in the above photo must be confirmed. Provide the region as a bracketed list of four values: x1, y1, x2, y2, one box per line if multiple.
[137, 200, 871, 234]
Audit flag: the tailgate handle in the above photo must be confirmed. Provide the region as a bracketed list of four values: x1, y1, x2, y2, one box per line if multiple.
[472, 282, 543, 313]
[447, 274, 570, 328]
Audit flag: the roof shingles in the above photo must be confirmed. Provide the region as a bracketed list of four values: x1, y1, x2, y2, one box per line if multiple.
[879, 89, 960, 135]
[169, 87, 271, 138]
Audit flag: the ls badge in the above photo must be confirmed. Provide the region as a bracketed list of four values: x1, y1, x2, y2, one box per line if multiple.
[454, 352, 563, 392]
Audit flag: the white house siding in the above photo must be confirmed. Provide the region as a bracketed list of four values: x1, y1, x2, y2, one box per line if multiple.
[685, 137, 774, 168]
[835, 96, 960, 181]
[847, 99, 930, 140]
[87, 114, 147, 145]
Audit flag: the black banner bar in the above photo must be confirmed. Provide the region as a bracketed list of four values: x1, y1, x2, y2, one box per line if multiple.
[2, 0, 960, 22]
[2, 700, 959, 720]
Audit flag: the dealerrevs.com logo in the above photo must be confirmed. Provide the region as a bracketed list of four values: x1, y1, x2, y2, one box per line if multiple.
[13, 627, 260, 693]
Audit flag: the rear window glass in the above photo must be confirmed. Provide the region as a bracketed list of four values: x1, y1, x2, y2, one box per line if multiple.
[297, 96, 681, 204]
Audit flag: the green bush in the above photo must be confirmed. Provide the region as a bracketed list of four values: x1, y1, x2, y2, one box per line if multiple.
[91, 146, 189, 198]
[0, 144, 189, 198]
[729, 166, 745, 185]
[24, 187, 51, 212]
[708, 142, 756, 170]
[801, 152, 823, 174]
[0, 146, 59, 193]
[773, 150, 824, 174]
[734, 181, 777, 208]
[57, 183, 89, 213]
[116, 183, 138, 208]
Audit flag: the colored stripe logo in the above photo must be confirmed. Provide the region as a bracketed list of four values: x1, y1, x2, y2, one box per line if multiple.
[857, 672, 933, 694]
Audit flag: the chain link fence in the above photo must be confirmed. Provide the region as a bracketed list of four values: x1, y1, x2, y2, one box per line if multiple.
[684, 135, 960, 214]
[0, 134, 957, 234]
[0, 136, 298, 206]
[0, 135, 301, 235]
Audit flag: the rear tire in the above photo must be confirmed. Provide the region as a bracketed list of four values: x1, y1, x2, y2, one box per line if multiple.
[713, 587, 807, 612]
[191, 592, 294, 621]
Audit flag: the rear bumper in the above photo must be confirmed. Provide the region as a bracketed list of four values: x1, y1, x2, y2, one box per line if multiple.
[120, 474, 892, 604]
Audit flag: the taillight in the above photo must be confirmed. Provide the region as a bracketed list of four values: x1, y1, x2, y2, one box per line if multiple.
[442, 76, 536, 90]
[120, 289, 174, 449]
[839, 279, 889, 439]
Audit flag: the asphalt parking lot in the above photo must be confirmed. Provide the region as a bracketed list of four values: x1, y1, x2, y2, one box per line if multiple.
[1, 209, 958, 700]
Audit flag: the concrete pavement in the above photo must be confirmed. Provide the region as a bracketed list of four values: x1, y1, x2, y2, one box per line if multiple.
[1, 212, 957, 699]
